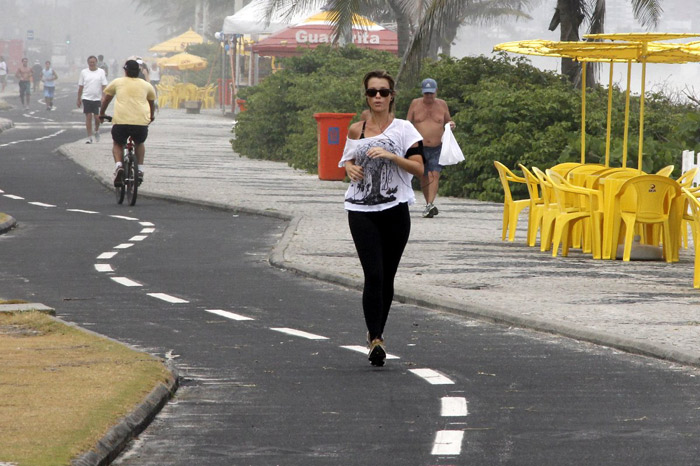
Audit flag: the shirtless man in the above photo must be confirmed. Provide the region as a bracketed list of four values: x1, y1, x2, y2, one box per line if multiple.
[407, 78, 455, 218]
[15, 58, 33, 110]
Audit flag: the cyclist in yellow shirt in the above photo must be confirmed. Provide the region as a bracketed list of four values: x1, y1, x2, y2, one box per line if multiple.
[99, 59, 155, 187]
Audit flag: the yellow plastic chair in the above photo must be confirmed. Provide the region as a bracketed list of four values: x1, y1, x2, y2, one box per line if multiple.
[549, 162, 582, 177]
[680, 184, 700, 249]
[494, 161, 528, 242]
[546, 169, 604, 258]
[532, 167, 562, 252]
[678, 167, 698, 189]
[198, 84, 217, 109]
[518, 164, 545, 247]
[566, 163, 605, 185]
[156, 84, 174, 109]
[610, 175, 682, 262]
[656, 165, 675, 177]
[681, 188, 700, 288]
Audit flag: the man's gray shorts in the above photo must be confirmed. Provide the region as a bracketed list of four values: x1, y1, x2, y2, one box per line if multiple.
[423, 144, 443, 175]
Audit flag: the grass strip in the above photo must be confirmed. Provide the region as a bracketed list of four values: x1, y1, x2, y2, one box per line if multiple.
[0, 311, 172, 466]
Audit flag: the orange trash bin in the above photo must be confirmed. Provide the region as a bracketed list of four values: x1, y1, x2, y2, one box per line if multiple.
[314, 112, 356, 181]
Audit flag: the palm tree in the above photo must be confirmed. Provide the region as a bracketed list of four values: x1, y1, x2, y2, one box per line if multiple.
[265, 0, 532, 87]
[548, 0, 663, 85]
[132, 0, 235, 38]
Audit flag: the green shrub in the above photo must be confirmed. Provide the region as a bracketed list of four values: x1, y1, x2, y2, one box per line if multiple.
[232, 49, 700, 200]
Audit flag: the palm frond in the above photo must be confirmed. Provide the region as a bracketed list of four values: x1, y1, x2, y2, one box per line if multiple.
[630, 0, 663, 29]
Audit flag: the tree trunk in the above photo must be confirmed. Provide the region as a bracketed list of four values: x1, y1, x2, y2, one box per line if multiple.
[387, 0, 412, 58]
[549, 0, 585, 86]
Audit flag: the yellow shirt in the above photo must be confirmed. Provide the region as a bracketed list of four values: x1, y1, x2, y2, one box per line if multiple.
[104, 77, 155, 126]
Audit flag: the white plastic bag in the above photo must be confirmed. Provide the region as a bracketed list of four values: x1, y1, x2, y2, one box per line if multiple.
[439, 123, 464, 166]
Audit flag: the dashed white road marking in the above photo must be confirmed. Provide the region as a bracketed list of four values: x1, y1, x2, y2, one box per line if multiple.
[140, 228, 155, 234]
[340, 345, 400, 359]
[110, 215, 139, 221]
[140, 221, 154, 226]
[0, 129, 65, 147]
[205, 309, 254, 321]
[114, 243, 134, 249]
[409, 368, 455, 385]
[441, 397, 468, 417]
[67, 209, 99, 214]
[111, 276, 143, 287]
[94, 264, 114, 272]
[148, 293, 189, 304]
[270, 327, 329, 340]
[431, 430, 464, 455]
[97, 252, 118, 259]
[3, 194, 24, 200]
[28, 202, 56, 208]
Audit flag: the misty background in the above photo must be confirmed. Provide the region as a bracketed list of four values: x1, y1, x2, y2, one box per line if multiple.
[1, 0, 699, 95]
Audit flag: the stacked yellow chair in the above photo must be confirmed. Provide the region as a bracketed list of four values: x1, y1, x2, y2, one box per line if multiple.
[518, 164, 546, 247]
[546, 169, 604, 258]
[681, 187, 700, 288]
[493, 161, 529, 242]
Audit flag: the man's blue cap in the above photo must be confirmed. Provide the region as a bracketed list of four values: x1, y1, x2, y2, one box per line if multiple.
[421, 78, 437, 94]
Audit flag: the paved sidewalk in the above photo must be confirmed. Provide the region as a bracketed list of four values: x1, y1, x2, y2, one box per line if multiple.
[58, 108, 700, 368]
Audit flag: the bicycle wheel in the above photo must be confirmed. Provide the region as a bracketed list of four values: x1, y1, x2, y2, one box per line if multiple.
[126, 156, 138, 206]
[115, 171, 125, 204]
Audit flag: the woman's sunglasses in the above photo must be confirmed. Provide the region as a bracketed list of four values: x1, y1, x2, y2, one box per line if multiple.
[365, 88, 392, 98]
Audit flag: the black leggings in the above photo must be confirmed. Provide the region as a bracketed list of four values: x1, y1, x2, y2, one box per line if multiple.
[348, 202, 411, 341]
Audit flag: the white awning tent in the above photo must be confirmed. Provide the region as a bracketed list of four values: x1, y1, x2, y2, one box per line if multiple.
[222, 0, 312, 35]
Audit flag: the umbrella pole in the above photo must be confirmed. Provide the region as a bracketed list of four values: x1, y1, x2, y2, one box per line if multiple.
[622, 60, 632, 168]
[605, 61, 614, 167]
[638, 60, 647, 173]
[581, 61, 586, 164]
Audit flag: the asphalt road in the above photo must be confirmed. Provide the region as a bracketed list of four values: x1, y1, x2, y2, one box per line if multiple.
[1, 90, 699, 465]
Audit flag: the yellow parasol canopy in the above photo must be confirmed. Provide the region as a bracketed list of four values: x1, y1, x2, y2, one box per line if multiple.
[149, 28, 204, 54]
[495, 34, 700, 170]
[157, 52, 208, 71]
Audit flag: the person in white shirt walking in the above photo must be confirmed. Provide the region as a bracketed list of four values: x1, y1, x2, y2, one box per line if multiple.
[0, 56, 7, 93]
[77, 56, 108, 144]
[41, 61, 58, 111]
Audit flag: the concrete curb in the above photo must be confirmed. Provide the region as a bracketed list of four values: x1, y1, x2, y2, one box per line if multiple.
[71, 362, 179, 466]
[0, 116, 13, 133]
[0, 212, 17, 235]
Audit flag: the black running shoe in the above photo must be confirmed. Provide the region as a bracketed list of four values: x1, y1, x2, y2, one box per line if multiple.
[368, 339, 386, 367]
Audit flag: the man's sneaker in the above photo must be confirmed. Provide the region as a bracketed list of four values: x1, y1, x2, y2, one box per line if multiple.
[113, 167, 124, 187]
[94, 131, 100, 142]
[423, 203, 435, 218]
[137, 170, 144, 186]
[85, 137, 93, 144]
[368, 338, 386, 367]
[429, 204, 439, 217]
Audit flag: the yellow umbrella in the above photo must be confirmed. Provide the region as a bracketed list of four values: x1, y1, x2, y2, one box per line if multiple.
[158, 52, 208, 71]
[149, 28, 205, 54]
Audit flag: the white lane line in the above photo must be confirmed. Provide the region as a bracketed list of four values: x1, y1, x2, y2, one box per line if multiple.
[28, 202, 56, 208]
[67, 209, 100, 214]
[340, 345, 400, 359]
[441, 397, 468, 417]
[111, 276, 142, 287]
[148, 293, 189, 304]
[94, 264, 114, 272]
[409, 368, 455, 385]
[3, 194, 24, 200]
[431, 430, 464, 456]
[140, 221, 154, 226]
[0, 129, 64, 147]
[205, 309, 254, 321]
[110, 215, 139, 221]
[129, 235, 148, 241]
[114, 243, 134, 249]
[270, 327, 328, 340]
[97, 252, 118, 259]
[140, 228, 155, 234]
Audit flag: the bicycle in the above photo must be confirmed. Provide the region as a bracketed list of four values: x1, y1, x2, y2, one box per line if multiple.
[99, 115, 139, 206]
